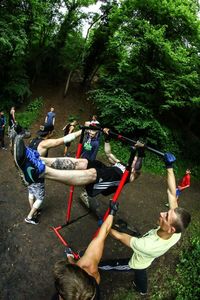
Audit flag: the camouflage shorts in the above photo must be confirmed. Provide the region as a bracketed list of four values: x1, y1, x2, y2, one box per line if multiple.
[28, 182, 45, 201]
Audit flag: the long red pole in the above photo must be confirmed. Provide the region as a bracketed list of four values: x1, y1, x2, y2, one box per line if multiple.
[65, 130, 85, 222]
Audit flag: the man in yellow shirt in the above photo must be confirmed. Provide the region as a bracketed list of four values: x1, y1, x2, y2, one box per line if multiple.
[99, 153, 191, 296]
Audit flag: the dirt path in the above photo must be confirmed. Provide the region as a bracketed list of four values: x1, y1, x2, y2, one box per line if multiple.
[0, 82, 199, 300]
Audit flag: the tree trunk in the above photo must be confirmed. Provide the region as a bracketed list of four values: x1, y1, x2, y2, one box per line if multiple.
[63, 70, 73, 97]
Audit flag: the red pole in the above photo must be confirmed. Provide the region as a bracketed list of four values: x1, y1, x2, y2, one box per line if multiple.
[51, 226, 80, 260]
[65, 131, 84, 222]
[66, 186, 75, 222]
[93, 170, 130, 237]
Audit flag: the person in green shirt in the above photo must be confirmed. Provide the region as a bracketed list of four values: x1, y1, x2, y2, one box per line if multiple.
[99, 153, 191, 296]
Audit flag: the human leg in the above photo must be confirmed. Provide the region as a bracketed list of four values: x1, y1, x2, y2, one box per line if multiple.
[28, 192, 34, 208]
[14, 136, 46, 185]
[14, 136, 96, 186]
[25, 183, 45, 225]
[79, 191, 103, 220]
[41, 156, 88, 170]
[44, 165, 97, 186]
[63, 145, 68, 156]
[133, 268, 148, 295]
[1, 129, 5, 148]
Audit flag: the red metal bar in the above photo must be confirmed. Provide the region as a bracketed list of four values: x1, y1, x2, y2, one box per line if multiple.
[52, 128, 86, 256]
[66, 186, 75, 222]
[51, 226, 68, 246]
[51, 226, 80, 260]
[76, 143, 83, 158]
[65, 131, 84, 222]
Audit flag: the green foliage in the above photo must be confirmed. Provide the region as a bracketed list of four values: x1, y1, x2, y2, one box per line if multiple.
[89, 88, 175, 147]
[172, 221, 200, 299]
[67, 114, 80, 123]
[16, 97, 43, 128]
[150, 215, 200, 300]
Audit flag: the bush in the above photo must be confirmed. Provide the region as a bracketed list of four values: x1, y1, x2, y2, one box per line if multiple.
[16, 97, 43, 128]
[171, 219, 200, 299]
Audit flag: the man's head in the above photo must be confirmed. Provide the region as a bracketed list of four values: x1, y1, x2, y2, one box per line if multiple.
[158, 208, 191, 234]
[186, 169, 191, 175]
[92, 115, 97, 121]
[37, 124, 54, 138]
[53, 260, 97, 300]
[0, 110, 4, 116]
[88, 130, 97, 139]
[50, 107, 54, 112]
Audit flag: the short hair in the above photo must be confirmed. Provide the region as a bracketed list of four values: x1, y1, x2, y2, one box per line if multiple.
[173, 207, 191, 233]
[53, 260, 96, 300]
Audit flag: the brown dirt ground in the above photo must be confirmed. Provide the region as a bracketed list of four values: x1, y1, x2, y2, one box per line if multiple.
[0, 82, 199, 300]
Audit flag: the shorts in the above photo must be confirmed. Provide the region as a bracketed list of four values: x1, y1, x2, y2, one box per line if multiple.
[176, 188, 181, 198]
[9, 126, 17, 140]
[65, 142, 71, 147]
[28, 182, 45, 201]
[86, 160, 124, 197]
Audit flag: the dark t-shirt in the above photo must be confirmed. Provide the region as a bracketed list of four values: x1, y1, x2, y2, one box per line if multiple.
[46, 111, 55, 126]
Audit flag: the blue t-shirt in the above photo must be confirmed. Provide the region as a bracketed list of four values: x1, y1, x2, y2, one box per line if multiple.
[46, 111, 55, 126]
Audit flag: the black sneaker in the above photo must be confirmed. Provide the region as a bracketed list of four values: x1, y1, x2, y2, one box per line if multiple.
[14, 136, 45, 185]
[132, 281, 147, 296]
[25, 217, 39, 225]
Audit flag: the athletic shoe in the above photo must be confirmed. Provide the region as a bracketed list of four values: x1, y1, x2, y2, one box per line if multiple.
[79, 191, 90, 208]
[2, 147, 7, 150]
[132, 281, 147, 296]
[25, 217, 39, 225]
[14, 136, 45, 185]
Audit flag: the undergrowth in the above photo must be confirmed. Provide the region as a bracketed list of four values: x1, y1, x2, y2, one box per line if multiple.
[15, 97, 44, 128]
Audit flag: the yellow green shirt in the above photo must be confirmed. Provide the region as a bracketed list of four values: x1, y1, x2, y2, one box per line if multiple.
[129, 227, 181, 269]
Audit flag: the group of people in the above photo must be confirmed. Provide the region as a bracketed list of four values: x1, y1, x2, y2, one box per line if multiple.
[12, 111, 192, 299]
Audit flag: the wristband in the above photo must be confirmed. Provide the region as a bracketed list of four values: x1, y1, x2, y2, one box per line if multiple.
[64, 133, 76, 144]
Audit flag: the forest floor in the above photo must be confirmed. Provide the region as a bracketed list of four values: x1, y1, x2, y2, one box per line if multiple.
[0, 82, 200, 300]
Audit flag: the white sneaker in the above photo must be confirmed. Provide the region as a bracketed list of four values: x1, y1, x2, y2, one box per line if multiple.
[25, 217, 39, 225]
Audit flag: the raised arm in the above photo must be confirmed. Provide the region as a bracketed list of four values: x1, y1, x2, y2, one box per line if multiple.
[164, 153, 178, 209]
[103, 128, 120, 164]
[38, 130, 82, 154]
[77, 201, 118, 283]
[110, 228, 132, 247]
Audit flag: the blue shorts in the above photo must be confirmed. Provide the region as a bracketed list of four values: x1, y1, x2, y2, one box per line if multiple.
[176, 188, 181, 197]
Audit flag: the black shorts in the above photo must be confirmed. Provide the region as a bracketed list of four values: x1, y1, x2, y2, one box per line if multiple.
[86, 160, 124, 197]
